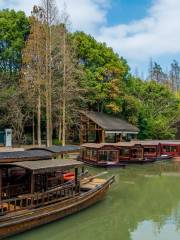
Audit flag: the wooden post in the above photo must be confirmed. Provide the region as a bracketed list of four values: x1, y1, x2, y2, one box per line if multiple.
[80, 127, 82, 145]
[31, 173, 35, 194]
[114, 133, 117, 143]
[120, 134, 123, 142]
[75, 168, 78, 193]
[0, 169, 2, 202]
[97, 150, 99, 163]
[102, 130, 105, 143]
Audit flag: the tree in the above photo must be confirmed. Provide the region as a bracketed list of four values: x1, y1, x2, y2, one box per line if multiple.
[170, 60, 180, 92]
[21, 6, 46, 146]
[0, 10, 29, 78]
[0, 9, 30, 143]
[40, 0, 58, 146]
[72, 31, 129, 113]
[126, 78, 180, 139]
[148, 57, 153, 81]
[52, 8, 85, 145]
[152, 62, 163, 83]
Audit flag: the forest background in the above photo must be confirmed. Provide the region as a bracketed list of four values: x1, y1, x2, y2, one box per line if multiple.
[1, 0, 180, 146]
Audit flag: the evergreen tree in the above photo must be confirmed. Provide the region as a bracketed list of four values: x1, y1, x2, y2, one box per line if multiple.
[170, 60, 180, 91]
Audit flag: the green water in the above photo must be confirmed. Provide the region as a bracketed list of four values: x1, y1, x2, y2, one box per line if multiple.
[8, 162, 180, 240]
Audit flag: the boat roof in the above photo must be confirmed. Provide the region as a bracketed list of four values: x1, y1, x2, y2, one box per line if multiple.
[82, 140, 180, 149]
[0, 150, 52, 163]
[131, 140, 180, 145]
[82, 143, 109, 149]
[0, 159, 84, 174]
[27, 145, 81, 154]
[82, 142, 135, 149]
[81, 111, 139, 133]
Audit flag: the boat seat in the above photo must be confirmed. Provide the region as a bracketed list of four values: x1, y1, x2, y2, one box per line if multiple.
[81, 178, 106, 190]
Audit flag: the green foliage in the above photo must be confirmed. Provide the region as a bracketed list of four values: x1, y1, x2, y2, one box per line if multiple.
[72, 31, 180, 139]
[0, 9, 29, 73]
[52, 138, 62, 145]
[126, 78, 180, 139]
[72, 32, 129, 113]
[0, 10, 180, 142]
[0, 9, 30, 142]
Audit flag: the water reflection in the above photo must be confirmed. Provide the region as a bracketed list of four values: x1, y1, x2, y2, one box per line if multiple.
[8, 162, 180, 240]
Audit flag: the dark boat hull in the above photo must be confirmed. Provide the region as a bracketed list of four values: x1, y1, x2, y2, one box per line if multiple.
[119, 159, 156, 164]
[82, 159, 127, 168]
[120, 155, 173, 164]
[81, 155, 173, 167]
[0, 177, 114, 239]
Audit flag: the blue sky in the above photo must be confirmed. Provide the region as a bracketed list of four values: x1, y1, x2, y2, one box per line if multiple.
[106, 0, 151, 26]
[1, 0, 180, 78]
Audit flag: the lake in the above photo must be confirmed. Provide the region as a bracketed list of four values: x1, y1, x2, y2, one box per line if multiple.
[8, 161, 180, 240]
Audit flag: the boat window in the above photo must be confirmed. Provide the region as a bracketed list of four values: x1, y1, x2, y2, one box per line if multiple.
[105, 133, 116, 143]
[84, 149, 97, 160]
[144, 147, 156, 154]
[131, 148, 143, 159]
[162, 145, 178, 152]
[99, 151, 117, 162]
[86, 150, 91, 158]
[120, 148, 130, 157]
[91, 149, 97, 160]
[92, 150, 97, 157]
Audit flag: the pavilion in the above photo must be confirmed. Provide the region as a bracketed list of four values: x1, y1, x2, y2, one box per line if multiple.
[80, 111, 139, 144]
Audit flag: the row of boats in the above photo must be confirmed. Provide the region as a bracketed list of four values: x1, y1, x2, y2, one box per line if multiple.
[81, 140, 180, 167]
[0, 140, 180, 239]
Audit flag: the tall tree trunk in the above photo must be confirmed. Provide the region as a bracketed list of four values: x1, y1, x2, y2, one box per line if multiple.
[45, 0, 51, 147]
[32, 112, 35, 145]
[37, 33, 42, 147]
[58, 118, 62, 142]
[45, 40, 50, 147]
[37, 91, 41, 146]
[49, 25, 52, 146]
[62, 31, 66, 146]
[62, 96, 66, 146]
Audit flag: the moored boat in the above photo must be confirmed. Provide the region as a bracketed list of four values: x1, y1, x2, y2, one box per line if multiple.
[0, 159, 114, 239]
[81, 141, 175, 167]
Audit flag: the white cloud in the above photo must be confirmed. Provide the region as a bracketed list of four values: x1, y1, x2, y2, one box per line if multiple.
[97, 0, 180, 63]
[0, 0, 110, 34]
[0, 0, 37, 15]
[1, 0, 180, 69]
[56, 0, 110, 33]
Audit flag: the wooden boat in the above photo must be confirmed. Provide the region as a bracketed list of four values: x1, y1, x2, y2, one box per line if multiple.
[0, 159, 114, 239]
[0, 150, 52, 163]
[132, 140, 180, 158]
[81, 141, 174, 167]
[27, 145, 81, 159]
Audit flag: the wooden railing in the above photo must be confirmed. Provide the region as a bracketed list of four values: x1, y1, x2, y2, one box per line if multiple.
[0, 183, 75, 215]
[2, 183, 29, 199]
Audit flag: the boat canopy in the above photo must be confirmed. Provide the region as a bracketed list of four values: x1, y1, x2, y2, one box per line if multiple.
[27, 145, 81, 154]
[0, 159, 84, 174]
[0, 150, 52, 163]
[82, 142, 138, 148]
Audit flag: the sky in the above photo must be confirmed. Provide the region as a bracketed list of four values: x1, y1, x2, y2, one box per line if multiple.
[1, 0, 180, 77]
